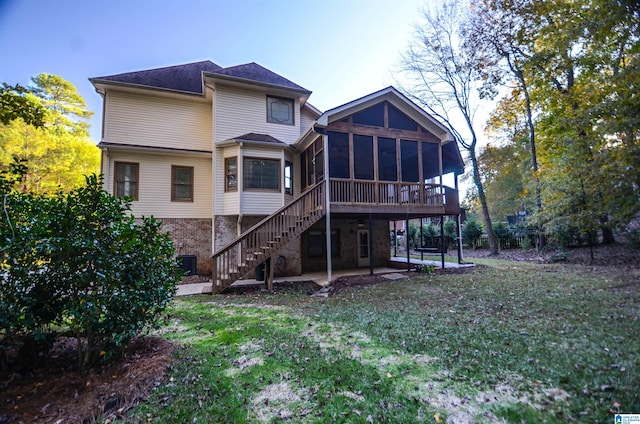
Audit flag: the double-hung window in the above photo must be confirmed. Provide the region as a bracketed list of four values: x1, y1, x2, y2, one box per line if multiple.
[172, 166, 193, 202]
[114, 162, 139, 200]
[225, 157, 237, 192]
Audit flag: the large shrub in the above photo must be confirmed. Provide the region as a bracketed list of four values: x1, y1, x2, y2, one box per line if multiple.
[462, 218, 484, 248]
[0, 170, 180, 369]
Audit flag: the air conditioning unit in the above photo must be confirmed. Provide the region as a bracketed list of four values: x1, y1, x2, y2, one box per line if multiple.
[177, 255, 197, 276]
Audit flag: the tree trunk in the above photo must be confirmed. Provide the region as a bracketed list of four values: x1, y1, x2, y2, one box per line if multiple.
[516, 68, 544, 251]
[601, 217, 615, 245]
[470, 148, 498, 255]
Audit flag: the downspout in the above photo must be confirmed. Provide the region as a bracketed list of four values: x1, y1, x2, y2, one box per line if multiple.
[101, 148, 109, 191]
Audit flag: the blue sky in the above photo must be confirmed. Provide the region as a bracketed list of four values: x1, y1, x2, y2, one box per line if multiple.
[1, 0, 428, 142]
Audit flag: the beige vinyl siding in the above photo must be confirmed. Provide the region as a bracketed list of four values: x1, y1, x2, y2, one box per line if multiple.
[300, 107, 317, 136]
[106, 151, 212, 218]
[105, 91, 212, 151]
[240, 146, 285, 215]
[215, 86, 300, 145]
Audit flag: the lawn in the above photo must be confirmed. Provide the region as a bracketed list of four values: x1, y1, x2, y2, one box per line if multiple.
[122, 258, 639, 423]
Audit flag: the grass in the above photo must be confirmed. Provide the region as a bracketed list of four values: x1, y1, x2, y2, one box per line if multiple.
[120, 258, 639, 423]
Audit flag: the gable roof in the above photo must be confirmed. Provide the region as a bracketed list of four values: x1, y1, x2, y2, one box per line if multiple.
[316, 86, 454, 142]
[206, 62, 311, 95]
[90, 60, 222, 95]
[90, 60, 311, 97]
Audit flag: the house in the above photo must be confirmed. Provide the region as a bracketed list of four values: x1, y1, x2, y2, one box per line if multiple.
[90, 60, 465, 293]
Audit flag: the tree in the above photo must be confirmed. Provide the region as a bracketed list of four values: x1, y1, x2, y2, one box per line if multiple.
[468, 0, 640, 253]
[469, 0, 545, 249]
[0, 83, 46, 127]
[0, 169, 181, 369]
[398, 0, 499, 255]
[29, 73, 93, 136]
[0, 75, 99, 193]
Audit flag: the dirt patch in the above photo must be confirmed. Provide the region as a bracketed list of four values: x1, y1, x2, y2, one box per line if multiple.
[0, 337, 175, 423]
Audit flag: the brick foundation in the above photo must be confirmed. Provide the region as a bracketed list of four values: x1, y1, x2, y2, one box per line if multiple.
[157, 218, 212, 276]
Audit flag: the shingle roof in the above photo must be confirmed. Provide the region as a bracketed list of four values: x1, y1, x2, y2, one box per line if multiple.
[234, 133, 285, 144]
[90, 60, 222, 95]
[90, 60, 310, 95]
[208, 62, 310, 94]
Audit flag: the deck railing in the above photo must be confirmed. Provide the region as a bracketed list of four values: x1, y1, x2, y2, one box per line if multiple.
[329, 178, 455, 208]
[210, 181, 325, 293]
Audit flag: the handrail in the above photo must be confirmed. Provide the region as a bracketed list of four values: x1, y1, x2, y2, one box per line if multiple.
[211, 181, 325, 293]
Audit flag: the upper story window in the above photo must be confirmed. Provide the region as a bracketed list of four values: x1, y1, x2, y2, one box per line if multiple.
[267, 96, 294, 125]
[114, 162, 139, 200]
[172, 166, 193, 202]
[244, 158, 280, 191]
[225, 157, 237, 192]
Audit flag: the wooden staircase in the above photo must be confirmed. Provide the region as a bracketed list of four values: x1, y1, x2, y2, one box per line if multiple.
[208, 182, 325, 294]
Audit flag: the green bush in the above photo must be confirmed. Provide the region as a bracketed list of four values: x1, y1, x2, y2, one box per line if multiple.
[627, 228, 640, 249]
[462, 218, 483, 248]
[1, 170, 181, 369]
[444, 220, 457, 246]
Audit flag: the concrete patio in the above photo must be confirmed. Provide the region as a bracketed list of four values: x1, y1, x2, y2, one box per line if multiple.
[176, 257, 473, 296]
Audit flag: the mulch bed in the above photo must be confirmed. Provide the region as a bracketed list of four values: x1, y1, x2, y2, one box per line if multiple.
[0, 337, 175, 424]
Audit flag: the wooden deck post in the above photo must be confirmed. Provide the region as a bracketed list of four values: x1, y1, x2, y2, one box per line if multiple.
[368, 212, 374, 275]
[406, 213, 411, 272]
[266, 257, 274, 292]
[440, 216, 445, 269]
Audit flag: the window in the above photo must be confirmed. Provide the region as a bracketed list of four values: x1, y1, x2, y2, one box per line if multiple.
[308, 229, 340, 258]
[284, 161, 293, 195]
[114, 162, 138, 200]
[400, 139, 419, 182]
[378, 137, 398, 181]
[328, 131, 350, 179]
[353, 102, 384, 127]
[422, 142, 439, 179]
[388, 104, 418, 131]
[353, 134, 374, 180]
[301, 138, 325, 189]
[172, 166, 193, 202]
[225, 157, 237, 192]
[267, 96, 294, 125]
[244, 158, 280, 190]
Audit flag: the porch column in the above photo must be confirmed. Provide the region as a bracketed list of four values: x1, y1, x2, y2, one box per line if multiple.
[323, 133, 332, 285]
[406, 213, 411, 272]
[393, 221, 397, 257]
[440, 215, 445, 269]
[368, 212, 374, 275]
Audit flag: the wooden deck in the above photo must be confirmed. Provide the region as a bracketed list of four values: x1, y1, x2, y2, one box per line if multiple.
[329, 178, 460, 215]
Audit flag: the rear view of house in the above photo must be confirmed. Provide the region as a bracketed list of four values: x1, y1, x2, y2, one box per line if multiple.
[90, 60, 464, 292]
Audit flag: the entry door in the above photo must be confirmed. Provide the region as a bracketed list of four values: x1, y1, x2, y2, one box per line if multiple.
[356, 229, 370, 267]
